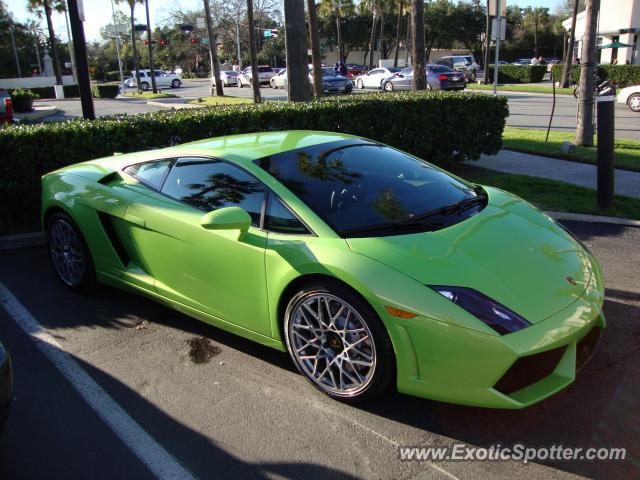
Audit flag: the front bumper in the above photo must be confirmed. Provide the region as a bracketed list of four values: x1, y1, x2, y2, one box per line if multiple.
[382, 254, 605, 409]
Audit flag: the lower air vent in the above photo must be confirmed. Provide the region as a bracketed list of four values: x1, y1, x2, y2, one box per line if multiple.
[97, 212, 130, 267]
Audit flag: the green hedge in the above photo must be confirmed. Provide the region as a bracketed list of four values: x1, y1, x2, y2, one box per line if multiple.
[92, 84, 120, 98]
[551, 64, 640, 88]
[0, 91, 508, 233]
[7, 85, 80, 99]
[487, 64, 547, 83]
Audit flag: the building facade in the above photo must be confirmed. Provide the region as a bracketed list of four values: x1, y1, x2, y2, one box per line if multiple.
[563, 0, 640, 64]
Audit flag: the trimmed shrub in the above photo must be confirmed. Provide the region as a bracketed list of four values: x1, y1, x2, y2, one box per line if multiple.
[487, 64, 547, 83]
[92, 84, 120, 98]
[0, 91, 508, 233]
[8, 85, 80, 99]
[551, 64, 640, 88]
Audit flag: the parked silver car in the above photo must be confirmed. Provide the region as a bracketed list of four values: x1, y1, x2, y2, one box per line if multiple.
[237, 66, 275, 87]
[270, 67, 352, 94]
[382, 65, 466, 92]
[212, 70, 240, 87]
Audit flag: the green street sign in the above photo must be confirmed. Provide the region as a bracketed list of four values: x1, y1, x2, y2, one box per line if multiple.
[263, 30, 272, 38]
[201, 38, 210, 44]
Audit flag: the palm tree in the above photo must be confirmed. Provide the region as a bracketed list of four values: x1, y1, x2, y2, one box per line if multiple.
[319, 0, 345, 62]
[410, 0, 426, 90]
[523, 7, 550, 58]
[393, 0, 404, 67]
[560, 0, 579, 88]
[359, 0, 382, 69]
[27, 0, 65, 85]
[116, 0, 143, 93]
[307, 0, 324, 97]
[246, 0, 261, 103]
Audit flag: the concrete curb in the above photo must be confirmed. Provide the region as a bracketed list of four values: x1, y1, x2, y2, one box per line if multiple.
[1, 211, 637, 251]
[146, 100, 204, 109]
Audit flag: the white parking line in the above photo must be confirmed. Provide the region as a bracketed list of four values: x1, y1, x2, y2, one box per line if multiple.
[0, 282, 196, 480]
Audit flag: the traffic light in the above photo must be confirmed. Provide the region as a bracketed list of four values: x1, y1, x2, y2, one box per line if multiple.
[29, 64, 40, 75]
[160, 39, 167, 46]
[190, 37, 199, 44]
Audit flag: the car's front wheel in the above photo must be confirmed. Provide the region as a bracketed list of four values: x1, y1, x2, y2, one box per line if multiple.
[284, 281, 395, 403]
[171, 79, 181, 88]
[383, 81, 393, 92]
[46, 212, 96, 291]
[140, 81, 150, 91]
[356, 78, 364, 89]
[628, 93, 640, 112]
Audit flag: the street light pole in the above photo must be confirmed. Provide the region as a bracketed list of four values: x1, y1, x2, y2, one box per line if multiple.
[144, 0, 158, 93]
[9, 26, 22, 78]
[236, 18, 242, 69]
[110, 0, 125, 93]
[64, 8, 78, 84]
[33, 26, 42, 75]
[492, 0, 502, 95]
[203, 0, 224, 96]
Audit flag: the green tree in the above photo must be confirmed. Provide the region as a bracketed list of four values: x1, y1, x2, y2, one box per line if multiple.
[523, 7, 550, 57]
[26, 0, 65, 84]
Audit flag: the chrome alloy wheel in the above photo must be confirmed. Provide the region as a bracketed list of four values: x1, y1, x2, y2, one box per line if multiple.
[287, 293, 377, 397]
[48, 219, 86, 287]
[629, 95, 640, 112]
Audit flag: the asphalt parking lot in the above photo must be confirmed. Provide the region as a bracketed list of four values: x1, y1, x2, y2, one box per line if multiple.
[0, 220, 638, 479]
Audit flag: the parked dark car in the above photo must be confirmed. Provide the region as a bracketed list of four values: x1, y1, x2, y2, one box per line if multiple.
[0, 340, 13, 431]
[346, 63, 367, 76]
[0, 89, 13, 124]
[382, 65, 467, 92]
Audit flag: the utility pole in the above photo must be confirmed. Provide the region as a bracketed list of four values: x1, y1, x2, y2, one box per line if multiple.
[283, 0, 310, 101]
[335, 3, 343, 63]
[9, 26, 21, 78]
[110, 0, 125, 93]
[67, 0, 95, 119]
[144, 0, 158, 93]
[576, 0, 599, 146]
[483, 0, 491, 84]
[411, 0, 426, 90]
[204, 0, 224, 96]
[33, 26, 42, 75]
[561, 0, 579, 88]
[492, 0, 502, 95]
[236, 17, 242, 69]
[393, 1, 404, 68]
[246, 0, 261, 103]
[307, 0, 323, 98]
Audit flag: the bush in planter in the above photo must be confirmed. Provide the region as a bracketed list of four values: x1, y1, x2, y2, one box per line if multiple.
[10, 88, 40, 112]
[486, 64, 547, 83]
[551, 64, 640, 88]
[92, 84, 120, 99]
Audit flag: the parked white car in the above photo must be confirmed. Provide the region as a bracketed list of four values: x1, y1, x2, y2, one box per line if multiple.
[355, 67, 403, 89]
[212, 70, 240, 87]
[237, 66, 275, 87]
[129, 69, 182, 90]
[617, 84, 640, 112]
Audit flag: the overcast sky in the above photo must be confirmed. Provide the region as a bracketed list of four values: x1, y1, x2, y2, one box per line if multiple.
[5, 0, 561, 43]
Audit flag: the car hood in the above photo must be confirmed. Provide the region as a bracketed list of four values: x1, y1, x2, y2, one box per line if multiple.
[346, 187, 593, 324]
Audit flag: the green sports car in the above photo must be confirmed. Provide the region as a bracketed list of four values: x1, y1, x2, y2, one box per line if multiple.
[41, 131, 605, 408]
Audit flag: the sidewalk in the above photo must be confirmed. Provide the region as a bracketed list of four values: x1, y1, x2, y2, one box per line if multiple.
[470, 150, 640, 199]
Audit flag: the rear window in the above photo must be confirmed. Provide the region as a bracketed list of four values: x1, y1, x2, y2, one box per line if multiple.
[258, 67, 273, 73]
[428, 65, 455, 73]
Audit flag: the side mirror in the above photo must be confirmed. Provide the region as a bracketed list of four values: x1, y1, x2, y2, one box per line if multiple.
[201, 206, 251, 234]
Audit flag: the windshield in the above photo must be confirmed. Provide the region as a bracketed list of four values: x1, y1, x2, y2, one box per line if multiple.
[321, 67, 341, 77]
[256, 140, 483, 237]
[258, 67, 272, 73]
[428, 65, 455, 73]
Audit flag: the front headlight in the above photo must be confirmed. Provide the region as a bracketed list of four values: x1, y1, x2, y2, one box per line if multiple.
[429, 286, 531, 335]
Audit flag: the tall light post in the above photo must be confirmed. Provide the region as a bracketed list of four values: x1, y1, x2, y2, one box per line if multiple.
[33, 25, 42, 74]
[64, 8, 78, 83]
[203, 0, 224, 96]
[110, 0, 125, 93]
[9, 26, 22, 78]
[144, 0, 158, 93]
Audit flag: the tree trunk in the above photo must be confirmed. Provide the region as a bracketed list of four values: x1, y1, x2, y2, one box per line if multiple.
[130, 5, 141, 93]
[335, 4, 344, 62]
[483, 0, 491, 84]
[144, 0, 157, 93]
[393, 1, 403, 67]
[561, 0, 579, 88]
[411, 0, 426, 89]
[283, 0, 311, 101]
[204, 0, 224, 96]
[404, 10, 411, 65]
[379, 12, 385, 59]
[534, 22, 539, 58]
[576, 0, 600, 146]
[369, 12, 378, 70]
[307, 0, 323, 98]
[247, 0, 262, 103]
[44, 1, 63, 85]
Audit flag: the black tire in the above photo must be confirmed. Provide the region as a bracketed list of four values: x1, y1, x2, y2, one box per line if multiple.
[238, 79, 243, 88]
[383, 81, 394, 92]
[283, 280, 395, 403]
[46, 212, 97, 292]
[628, 93, 640, 112]
[140, 82, 150, 91]
[171, 79, 181, 88]
[356, 78, 364, 89]
[427, 84, 433, 91]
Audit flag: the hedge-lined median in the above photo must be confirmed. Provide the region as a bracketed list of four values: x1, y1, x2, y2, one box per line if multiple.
[0, 91, 508, 233]
[551, 64, 640, 88]
[487, 64, 547, 83]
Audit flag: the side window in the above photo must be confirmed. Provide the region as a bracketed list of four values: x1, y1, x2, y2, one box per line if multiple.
[123, 159, 173, 190]
[265, 195, 309, 235]
[369, 69, 382, 75]
[161, 158, 265, 226]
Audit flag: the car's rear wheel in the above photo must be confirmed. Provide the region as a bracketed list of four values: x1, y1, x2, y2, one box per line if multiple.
[46, 212, 96, 291]
[140, 82, 150, 91]
[628, 94, 640, 112]
[238, 79, 243, 88]
[384, 81, 393, 92]
[284, 281, 394, 403]
[171, 79, 181, 88]
[271, 79, 277, 89]
[356, 78, 364, 89]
